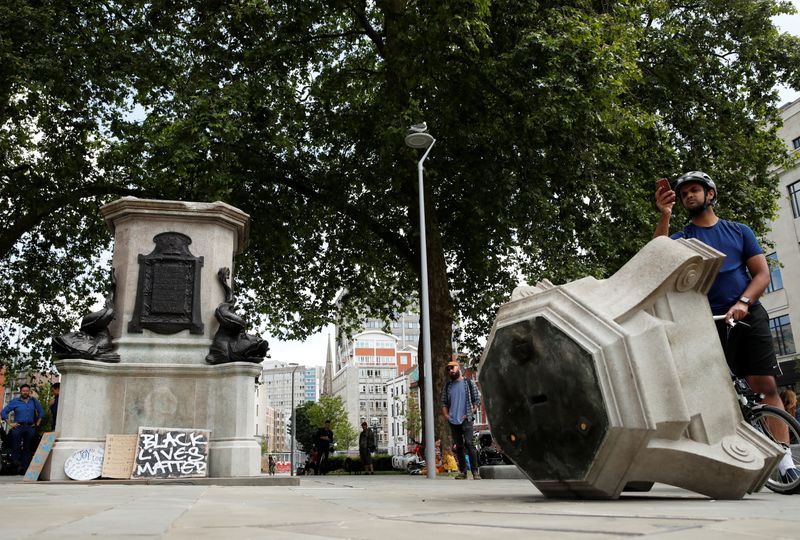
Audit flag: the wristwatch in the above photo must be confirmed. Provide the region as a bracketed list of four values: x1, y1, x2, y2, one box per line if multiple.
[739, 296, 751, 306]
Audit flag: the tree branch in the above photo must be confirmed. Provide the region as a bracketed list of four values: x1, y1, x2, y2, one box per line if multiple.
[0, 182, 148, 259]
[231, 151, 415, 267]
[287, 30, 367, 46]
[348, 1, 386, 58]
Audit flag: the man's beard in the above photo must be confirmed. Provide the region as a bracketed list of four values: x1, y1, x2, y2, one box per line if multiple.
[687, 203, 708, 218]
[449, 371, 460, 380]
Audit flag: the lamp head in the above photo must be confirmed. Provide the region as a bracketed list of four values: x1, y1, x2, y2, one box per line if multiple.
[405, 129, 434, 149]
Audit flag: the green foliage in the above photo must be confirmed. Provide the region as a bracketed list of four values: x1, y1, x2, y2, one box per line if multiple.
[31, 380, 56, 432]
[404, 394, 422, 443]
[2, 0, 798, 378]
[295, 395, 358, 451]
[293, 401, 317, 452]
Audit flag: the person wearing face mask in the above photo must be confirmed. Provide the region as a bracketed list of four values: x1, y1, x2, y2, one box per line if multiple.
[440, 360, 481, 480]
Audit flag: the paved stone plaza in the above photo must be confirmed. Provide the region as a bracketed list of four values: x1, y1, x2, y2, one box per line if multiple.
[1, 475, 798, 539]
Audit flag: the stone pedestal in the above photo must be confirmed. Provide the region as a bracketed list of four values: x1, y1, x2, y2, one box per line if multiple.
[479, 236, 783, 499]
[102, 198, 250, 365]
[42, 198, 262, 480]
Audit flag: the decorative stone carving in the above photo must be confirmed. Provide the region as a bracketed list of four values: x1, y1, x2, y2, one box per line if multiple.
[128, 232, 204, 335]
[52, 270, 121, 363]
[206, 268, 269, 364]
[479, 236, 783, 500]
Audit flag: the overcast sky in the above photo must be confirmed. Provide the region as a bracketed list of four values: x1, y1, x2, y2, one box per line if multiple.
[775, 0, 800, 104]
[266, 2, 800, 367]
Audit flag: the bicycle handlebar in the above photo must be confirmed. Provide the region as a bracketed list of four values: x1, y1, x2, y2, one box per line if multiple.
[712, 315, 750, 328]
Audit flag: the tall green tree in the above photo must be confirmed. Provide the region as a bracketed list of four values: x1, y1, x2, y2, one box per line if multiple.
[2, 1, 798, 447]
[294, 401, 318, 452]
[296, 396, 358, 451]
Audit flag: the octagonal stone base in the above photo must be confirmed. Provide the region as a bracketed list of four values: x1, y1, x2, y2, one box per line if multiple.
[41, 359, 261, 481]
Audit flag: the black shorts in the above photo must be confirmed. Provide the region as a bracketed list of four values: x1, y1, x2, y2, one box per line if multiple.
[359, 449, 372, 465]
[715, 303, 781, 378]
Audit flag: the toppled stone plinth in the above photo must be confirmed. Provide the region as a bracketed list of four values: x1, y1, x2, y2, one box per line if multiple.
[478, 236, 782, 499]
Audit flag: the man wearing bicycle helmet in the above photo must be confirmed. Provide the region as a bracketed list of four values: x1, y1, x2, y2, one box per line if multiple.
[655, 171, 799, 484]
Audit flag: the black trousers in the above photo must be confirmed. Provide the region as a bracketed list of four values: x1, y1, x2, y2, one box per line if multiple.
[449, 420, 478, 473]
[315, 449, 330, 474]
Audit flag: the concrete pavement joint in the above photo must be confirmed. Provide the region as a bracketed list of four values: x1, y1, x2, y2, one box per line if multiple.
[380, 516, 649, 536]
[463, 509, 725, 522]
[171, 519, 347, 530]
[163, 487, 211, 537]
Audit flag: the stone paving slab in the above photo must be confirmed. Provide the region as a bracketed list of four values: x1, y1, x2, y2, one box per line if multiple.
[0, 476, 798, 539]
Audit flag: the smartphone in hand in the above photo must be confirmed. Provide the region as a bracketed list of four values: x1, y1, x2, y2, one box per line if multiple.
[655, 177, 671, 194]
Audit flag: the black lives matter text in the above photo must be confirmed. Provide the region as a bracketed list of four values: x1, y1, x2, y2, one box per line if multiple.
[133, 427, 210, 479]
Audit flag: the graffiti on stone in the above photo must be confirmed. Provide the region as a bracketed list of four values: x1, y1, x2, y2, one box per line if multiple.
[132, 427, 210, 479]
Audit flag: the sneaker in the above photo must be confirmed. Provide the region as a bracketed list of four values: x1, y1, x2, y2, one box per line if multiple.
[781, 467, 800, 483]
[472, 471, 482, 480]
[454, 472, 467, 480]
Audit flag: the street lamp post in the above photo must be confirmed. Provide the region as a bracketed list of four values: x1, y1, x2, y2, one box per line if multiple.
[289, 363, 301, 476]
[404, 124, 437, 479]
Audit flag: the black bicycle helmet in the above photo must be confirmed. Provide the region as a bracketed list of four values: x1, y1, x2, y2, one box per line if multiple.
[674, 171, 717, 205]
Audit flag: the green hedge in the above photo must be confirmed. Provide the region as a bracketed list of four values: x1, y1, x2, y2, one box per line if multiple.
[324, 454, 394, 473]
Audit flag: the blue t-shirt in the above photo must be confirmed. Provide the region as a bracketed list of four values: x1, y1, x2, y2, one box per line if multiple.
[446, 380, 468, 425]
[671, 220, 762, 314]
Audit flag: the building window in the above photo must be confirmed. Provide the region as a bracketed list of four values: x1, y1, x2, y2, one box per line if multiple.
[769, 315, 796, 356]
[765, 253, 784, 294]
[793, 136, 800, 150]
[790, 181, 800, 219]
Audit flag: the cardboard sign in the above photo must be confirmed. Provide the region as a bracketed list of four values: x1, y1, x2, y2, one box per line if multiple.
[23, 431, 58, 482]
[132, 427, 210, 479]
[102, 434, 138, 479]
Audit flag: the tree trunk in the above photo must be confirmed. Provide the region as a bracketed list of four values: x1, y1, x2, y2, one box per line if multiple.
[421, 187, 455, 464]
[379, 1, 456, 466]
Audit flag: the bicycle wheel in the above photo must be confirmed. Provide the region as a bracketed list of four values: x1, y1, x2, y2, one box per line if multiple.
[749, 405, 800, 494]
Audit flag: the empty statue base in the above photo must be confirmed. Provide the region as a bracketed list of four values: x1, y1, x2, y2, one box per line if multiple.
[41, 358, 261, 481]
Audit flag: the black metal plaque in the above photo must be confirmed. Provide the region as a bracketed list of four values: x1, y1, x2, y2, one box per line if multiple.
[128, 232, 204, 334]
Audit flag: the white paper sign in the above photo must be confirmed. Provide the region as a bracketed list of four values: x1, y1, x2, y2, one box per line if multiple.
[64, 447, 105, 481]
